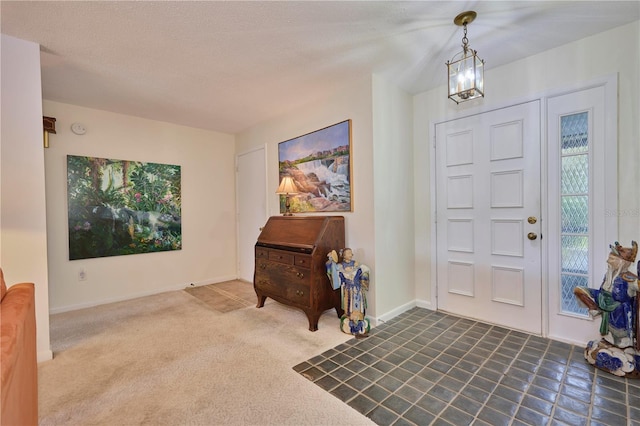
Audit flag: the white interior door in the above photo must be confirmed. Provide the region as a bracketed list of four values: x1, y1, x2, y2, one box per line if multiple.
[236, 147, 267, 282]
[435, 101, 542, 334]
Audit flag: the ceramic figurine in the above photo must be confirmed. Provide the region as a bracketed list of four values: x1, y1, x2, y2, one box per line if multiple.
[326, 248, 370, 337]
[574, 241, 640, 378]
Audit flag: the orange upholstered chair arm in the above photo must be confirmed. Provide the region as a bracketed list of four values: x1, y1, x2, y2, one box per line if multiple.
[1, 282, 38, 426]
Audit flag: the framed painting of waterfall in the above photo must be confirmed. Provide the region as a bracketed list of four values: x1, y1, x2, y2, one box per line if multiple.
[278, 119, 352, 213]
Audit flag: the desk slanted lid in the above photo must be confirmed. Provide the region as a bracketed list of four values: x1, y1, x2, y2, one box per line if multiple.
[257, 216, 344, 251]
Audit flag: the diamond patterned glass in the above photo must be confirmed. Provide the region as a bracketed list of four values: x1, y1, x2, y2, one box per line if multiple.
[561, 154, 588, 194]
[561, 112, 588, 155]
[561, 274, 589, 315]
[560, 112, 590, 316]
[561, 196, 588, 234]
[561, 235, 588, 274]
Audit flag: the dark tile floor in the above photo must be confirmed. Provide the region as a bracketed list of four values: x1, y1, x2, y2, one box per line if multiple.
[294, 308, 640, 426]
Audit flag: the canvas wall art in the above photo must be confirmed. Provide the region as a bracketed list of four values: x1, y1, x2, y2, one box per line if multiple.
[278, 119, 352, 213]
[67, 155, 182, 260]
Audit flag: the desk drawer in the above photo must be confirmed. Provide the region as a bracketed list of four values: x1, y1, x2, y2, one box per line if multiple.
[268, 250, 294, 265]
[254, 265, 310, 307]
[255, 247, 269, 260]
[294, 254, 312, 268]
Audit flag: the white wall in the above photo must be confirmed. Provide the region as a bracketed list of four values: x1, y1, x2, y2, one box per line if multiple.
[43, 101, 237, 312]
[236, 74, 417, 321]
[0, 34, 52, 361]
[372, 75, 416, 319]
[413, 21, 640, 306]
[236, 75, 379, 316]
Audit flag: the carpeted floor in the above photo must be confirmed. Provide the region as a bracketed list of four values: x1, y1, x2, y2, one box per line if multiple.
[39, 283, 375, 425]
[184, 279, 257, 312]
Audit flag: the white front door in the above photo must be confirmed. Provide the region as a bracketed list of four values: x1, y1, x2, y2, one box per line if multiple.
[236, 147, 267, 282]
[435, 101, 542, 334]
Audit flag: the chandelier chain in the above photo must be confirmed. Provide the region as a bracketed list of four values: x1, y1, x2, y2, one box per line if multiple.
[462, 24, 469, 53]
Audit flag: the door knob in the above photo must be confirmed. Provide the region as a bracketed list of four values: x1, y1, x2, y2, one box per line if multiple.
[527, 232, 538, 240]
[528, 216, 537, 224]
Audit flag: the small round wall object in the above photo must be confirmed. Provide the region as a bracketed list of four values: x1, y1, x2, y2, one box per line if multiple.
[70, 122, 87, 135]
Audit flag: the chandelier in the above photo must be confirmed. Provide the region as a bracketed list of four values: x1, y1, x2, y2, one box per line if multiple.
[446, 11, 485, 104]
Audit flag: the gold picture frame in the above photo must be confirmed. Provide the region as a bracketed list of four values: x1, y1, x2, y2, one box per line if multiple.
[277, 120, 352, 213]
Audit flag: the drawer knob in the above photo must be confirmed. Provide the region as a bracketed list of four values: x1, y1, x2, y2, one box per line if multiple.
[260, 264, 267, 269]
[296, 272, 305, 278]
[296, 290, 304, 296]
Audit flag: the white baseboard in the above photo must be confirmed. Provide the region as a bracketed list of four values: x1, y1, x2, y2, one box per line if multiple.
[49, 274, 238, 314]
[547, 334, 592, 347]
[368, 299, 435, 327]
[38, 349, 53, 363]
[372, 300, 416, 326]
[415, 298, 434, 310]
[185, 274, 238, 288]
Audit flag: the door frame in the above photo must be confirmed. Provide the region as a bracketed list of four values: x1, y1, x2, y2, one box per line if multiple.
[235, 145, 269, 282]
[429, 74, 618, 341]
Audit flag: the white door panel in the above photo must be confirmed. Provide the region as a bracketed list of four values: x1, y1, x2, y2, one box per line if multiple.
[436, 101, 542, 334]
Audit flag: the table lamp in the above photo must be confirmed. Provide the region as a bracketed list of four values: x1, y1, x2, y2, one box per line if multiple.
[276, 176, 298, 216]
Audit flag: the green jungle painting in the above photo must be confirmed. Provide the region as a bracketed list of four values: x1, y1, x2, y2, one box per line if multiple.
[67, 155, 181, 260]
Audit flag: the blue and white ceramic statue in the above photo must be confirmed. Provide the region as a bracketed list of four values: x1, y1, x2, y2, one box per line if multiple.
[326, 248, 370, 337]
[574, 241, 640, 378]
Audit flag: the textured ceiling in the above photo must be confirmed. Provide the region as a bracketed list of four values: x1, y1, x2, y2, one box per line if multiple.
[2, 1, 639, 134]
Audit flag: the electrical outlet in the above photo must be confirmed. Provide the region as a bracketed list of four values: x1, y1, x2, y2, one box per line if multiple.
[78, 268, 87, 281]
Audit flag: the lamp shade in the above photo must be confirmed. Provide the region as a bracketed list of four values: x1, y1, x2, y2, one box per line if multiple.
[276, 176, 298, 194]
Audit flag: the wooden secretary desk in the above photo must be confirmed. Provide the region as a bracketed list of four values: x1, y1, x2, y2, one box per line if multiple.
[253, 215, 345, 331]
